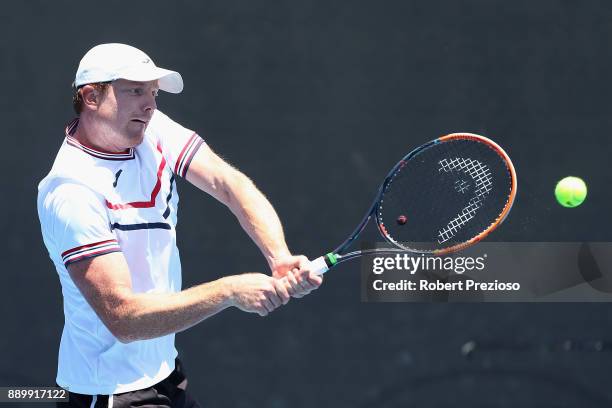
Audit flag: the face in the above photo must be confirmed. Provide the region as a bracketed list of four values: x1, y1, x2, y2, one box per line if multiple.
[93, 79, 159, 148]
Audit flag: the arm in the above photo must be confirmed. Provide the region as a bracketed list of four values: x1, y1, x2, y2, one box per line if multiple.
[185, 144, 291, 269]
[68, 252, 291, 343]
[185, 144, 322, 293]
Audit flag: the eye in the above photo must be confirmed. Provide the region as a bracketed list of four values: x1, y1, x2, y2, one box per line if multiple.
[152, 89, 159, 97]
[129, 88, 144, 96]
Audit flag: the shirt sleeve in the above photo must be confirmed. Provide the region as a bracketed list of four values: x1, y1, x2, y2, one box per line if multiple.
[39, 182, 121, 267]
[148, 110, 206, 178]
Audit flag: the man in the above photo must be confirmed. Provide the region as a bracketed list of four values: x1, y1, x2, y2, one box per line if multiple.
[37, 43, 322, 408]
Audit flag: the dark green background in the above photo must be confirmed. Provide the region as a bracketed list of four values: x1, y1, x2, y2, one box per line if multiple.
[2, 1, 612, 406]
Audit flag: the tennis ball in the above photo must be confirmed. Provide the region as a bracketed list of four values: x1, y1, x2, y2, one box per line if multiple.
[555, 176, 587, 208]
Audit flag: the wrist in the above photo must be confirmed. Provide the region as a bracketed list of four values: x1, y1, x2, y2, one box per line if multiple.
[267, 250, 292, 269]
[217, 276, 237, 308]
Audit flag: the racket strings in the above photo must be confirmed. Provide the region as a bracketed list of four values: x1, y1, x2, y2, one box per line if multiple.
[377, 137, 514, 252]
[437, 156, 494, 243]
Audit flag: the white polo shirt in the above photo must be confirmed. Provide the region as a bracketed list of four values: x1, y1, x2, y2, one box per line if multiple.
[37, 110, 204, 395]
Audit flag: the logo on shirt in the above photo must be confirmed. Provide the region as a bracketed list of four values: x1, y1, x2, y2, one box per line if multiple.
[113, 170, 123, 188]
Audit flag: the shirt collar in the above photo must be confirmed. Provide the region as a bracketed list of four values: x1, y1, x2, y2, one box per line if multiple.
[65, 118, 135, 161]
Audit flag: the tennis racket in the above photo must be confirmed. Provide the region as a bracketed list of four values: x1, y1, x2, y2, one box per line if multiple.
[306, 133, 517, 275]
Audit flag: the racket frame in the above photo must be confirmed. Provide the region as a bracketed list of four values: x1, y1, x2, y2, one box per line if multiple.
[315, 133, 517, 273]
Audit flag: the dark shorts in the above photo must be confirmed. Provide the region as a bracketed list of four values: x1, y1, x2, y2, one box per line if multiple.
[56, 359, 201, 408]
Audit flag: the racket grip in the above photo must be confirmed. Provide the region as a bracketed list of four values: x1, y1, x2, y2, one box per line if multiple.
[309, 256, 330, 275]
[277, 256, 329, 285]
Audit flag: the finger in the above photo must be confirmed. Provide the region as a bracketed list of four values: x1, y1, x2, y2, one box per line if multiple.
[294, 268, 311, 292]
[285, 270, 301, 297]
[297, 255, 310, 269]
[290, 269, 310, 297]
[261, 297, 275, 313]
[299, 281, 317, 293]
[266, 286, 283, 309]
[273, 278, 291, 305]
[306, 272, 323, 287]
[287, 271, 304, 298]
[292, 271, 318, 295]
[281, 256, 302, 270]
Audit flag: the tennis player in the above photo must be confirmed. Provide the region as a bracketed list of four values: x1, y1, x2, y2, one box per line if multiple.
[37, 43, 322, 408]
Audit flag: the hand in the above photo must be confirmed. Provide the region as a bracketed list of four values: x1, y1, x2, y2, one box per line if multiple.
[269, 254, 303, 279]
[270, 255, 323, 298]
[224, 273, 290, 316]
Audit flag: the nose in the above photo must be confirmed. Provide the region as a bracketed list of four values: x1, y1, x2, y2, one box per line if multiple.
[144, 93, 157, 113]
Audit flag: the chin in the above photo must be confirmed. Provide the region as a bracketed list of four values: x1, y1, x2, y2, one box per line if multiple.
[126, 132, 146, 147]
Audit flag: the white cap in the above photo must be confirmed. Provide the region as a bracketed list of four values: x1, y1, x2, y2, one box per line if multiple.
[74, 43, 183, 93]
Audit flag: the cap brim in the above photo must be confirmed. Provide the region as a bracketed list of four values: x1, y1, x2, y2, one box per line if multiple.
[120, 66, 183, 94]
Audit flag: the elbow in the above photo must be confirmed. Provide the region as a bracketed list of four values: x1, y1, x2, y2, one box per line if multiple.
[105, 317, 138, 344]
[116, 335, 136, 344]
[112, 326, 136, 344]
[100, 300, 141, 344]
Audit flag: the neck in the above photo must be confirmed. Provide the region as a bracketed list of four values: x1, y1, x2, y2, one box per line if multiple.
[73, 114, 129, 153]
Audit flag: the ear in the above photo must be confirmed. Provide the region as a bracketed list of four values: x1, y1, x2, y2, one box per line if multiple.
[80, 85, 102, 111]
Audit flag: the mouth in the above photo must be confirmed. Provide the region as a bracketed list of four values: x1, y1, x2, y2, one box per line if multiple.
[131, 119, 148, 124]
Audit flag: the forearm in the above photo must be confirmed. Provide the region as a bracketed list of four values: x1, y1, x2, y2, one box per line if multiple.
[223, 173, 291, 264]
[184, 146, 292, 267]
[111, 277, 233, 343]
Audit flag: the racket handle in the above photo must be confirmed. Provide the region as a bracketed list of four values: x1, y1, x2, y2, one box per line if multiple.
[277, 256, 330, 286]
[309, 256, 330, 275]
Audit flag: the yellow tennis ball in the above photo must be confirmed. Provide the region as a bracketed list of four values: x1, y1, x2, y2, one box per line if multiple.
[555, 177, 587, 208]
